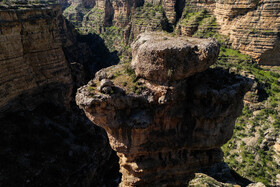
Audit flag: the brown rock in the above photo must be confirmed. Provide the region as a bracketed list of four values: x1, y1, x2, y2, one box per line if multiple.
[76, 33, 252, 186]
[131, 32, 220, 83]
[0, 4, 73, 112]
[213, 0, 280, 65]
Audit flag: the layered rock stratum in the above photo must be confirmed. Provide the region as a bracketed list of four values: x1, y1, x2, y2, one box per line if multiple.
[0, 2, 117, 113]
[213, 0, 280, 65]
[0, 4, 73, 113]
[76, 32, 253, 186]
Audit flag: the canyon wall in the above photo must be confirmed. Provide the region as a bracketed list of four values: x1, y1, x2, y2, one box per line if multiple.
[0, 3, 120, 186]
[214, 0, 280, 65]
[76, 32, 253, 186]
[61, 0, 280, 65]
[0, 2, 118, 113]
[0, 4, 73, 112]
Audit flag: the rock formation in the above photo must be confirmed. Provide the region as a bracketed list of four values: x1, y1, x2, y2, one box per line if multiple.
[76, 32, 252, 186]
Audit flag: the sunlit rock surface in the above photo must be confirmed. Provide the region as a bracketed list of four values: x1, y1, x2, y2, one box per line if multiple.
[76, 32, 253, 186]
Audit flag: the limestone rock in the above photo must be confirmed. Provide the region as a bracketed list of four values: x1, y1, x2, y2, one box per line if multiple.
[0, 4, 73, 113]
[76, 32, 252, 186]
[98, 79, 114, 94]
[131, 32, 220, 83]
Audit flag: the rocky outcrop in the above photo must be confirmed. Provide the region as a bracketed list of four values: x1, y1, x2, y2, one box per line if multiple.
[76, 32, 252, 186]
[189, 173, 265, 187]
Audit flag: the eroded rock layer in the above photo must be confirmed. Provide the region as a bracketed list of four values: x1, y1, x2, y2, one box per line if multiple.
[76, 32, 253, 186]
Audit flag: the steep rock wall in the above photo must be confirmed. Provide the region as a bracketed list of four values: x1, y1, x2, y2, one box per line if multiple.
[0, 2, 119, 113]
[214, 0, 280, 65]
[0, 4, 73, 112]
[0, 4, 120, 186]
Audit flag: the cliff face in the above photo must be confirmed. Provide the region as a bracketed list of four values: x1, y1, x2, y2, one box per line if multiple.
[0, 2, 119, 113]
[214, 0, 280, 65]
[0, 4, 120, 186]
[61, 0, 280, 65]
[76, 32, 252, 186]
[0, 4, 72, 112]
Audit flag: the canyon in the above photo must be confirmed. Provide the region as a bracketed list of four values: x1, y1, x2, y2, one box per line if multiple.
[0, 0, 279, 186]
[62, 0, 280, 65]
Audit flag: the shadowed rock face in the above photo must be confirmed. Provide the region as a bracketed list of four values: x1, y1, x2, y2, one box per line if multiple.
[76, 32, 253, 186]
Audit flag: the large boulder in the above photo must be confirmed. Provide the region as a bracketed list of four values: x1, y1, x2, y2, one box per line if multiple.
[131, 32, 220, 83]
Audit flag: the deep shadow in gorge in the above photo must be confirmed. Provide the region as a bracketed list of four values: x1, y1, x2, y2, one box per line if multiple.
[175, 0, 186, 23]
[0, 103, 121, 187]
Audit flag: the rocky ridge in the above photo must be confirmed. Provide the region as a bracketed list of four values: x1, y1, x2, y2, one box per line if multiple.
[76, 32, 252, 186]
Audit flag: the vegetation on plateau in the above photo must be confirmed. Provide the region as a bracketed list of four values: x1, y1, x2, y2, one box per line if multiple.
[197, 15, 280, 187]
[88, 63, 146, 96]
